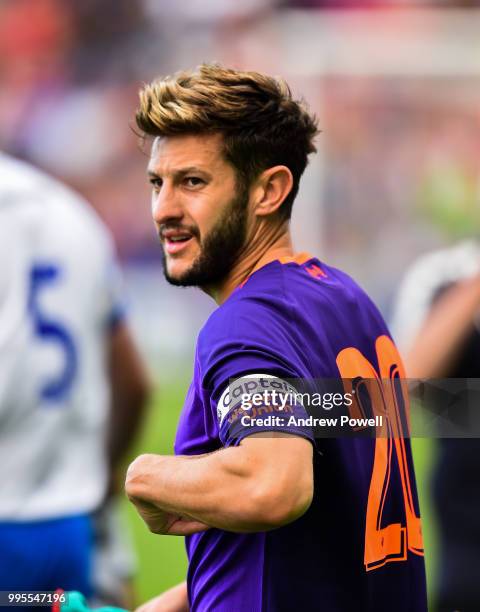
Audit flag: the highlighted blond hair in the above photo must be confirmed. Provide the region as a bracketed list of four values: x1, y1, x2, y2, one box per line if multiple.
[136, 64, 318, 219]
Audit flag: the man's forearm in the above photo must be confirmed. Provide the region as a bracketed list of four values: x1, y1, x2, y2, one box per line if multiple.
[107, 323, 151, 476]
[406, 276, 480, 378]
[136, 581, 188, 612]
[126, 450, 268, 531]
[126, 437, 313, 532]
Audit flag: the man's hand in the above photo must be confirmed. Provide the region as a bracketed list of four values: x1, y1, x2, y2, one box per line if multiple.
[128, 492, 209, 536]
[135, 582, 188, 612]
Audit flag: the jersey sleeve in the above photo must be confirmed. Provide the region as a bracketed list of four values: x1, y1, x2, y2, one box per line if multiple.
[197, 299, 314, 447]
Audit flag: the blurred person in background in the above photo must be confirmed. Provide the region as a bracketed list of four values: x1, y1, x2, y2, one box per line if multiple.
[393, 239, 480, 612]
[0, 152, 150, 603]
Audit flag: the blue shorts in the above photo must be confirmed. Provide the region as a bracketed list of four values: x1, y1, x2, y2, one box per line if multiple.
[0, 514, 93, 595]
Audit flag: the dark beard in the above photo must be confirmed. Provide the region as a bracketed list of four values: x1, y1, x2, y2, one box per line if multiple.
[162, 187, 249, 287]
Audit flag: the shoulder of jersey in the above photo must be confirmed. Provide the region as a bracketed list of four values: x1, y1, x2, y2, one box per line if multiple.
[199, 258, 327, 342]
[0, 152, 112, 241]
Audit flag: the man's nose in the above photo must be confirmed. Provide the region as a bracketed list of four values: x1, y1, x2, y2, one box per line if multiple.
[151, 184, 183, 225]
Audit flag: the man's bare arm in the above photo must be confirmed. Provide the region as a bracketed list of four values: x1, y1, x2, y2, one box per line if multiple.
[135, 581, 188, 612]
[405, 276, 480, 378]
[125, 433, 314, 533]
[107, 321, 151, 492]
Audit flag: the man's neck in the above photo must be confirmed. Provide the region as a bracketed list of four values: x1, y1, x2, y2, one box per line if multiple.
[204, 228, 294, 305]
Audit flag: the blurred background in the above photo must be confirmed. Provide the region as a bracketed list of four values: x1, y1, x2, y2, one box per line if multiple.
[2, 0, 480, 606]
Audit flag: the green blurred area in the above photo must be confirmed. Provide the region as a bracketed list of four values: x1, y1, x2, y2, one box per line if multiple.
[411, 437, 437, 609]
[124, 378, 438, 607]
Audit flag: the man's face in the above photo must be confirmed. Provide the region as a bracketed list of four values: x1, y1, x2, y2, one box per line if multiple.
[148, 133, 249, 287]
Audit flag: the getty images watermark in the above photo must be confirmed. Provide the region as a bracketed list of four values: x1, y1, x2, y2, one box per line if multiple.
[217, 375, 384, 436]
[217, 375, 480, 439]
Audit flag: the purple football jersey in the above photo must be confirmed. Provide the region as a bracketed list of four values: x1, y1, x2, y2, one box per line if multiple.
[175, 254, 427, 612]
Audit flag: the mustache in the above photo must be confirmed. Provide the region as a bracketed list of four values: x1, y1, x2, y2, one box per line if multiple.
[157, 224, 200, 241]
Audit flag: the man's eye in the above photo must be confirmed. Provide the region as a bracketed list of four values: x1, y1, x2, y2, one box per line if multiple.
[150, 178, 162, 189]
[185, 177, 204, 188]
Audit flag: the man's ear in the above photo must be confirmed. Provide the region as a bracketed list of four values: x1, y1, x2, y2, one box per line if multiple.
[252, 166, 293, 217]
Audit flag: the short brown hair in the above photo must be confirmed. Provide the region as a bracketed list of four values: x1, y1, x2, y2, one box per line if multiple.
[136, 64, 318, 219]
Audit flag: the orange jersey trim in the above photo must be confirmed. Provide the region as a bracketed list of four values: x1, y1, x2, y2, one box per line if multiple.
[237, 252, 316, 290]
[277, 252, 313, 265]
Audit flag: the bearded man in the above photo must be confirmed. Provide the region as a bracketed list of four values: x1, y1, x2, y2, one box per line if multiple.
[126, 64, 427, 612]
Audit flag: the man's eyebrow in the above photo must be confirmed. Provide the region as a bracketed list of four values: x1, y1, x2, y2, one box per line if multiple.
[147, 166, 212, 179]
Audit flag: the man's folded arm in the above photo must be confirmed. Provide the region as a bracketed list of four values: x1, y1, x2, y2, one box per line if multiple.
[125, 432, 314, 533]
